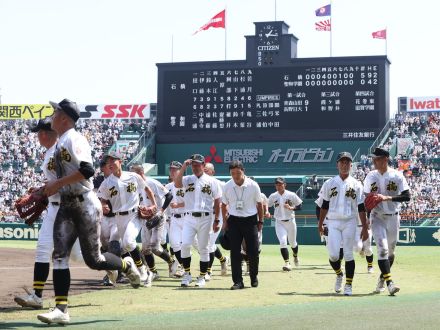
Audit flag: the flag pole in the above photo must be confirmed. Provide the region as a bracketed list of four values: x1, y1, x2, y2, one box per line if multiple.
[171, 34, 174, 63]
[330, 0, 333, 56]
[224, 6, 227, 61]
[385, 27, 388, 56]
[275, 0, 277, 20]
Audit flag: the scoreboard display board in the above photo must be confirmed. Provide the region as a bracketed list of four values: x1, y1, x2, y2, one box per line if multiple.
[157, 56, 389, 143]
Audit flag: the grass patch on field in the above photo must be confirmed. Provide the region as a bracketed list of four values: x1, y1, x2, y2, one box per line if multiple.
[1, 245, 439, 329]
[0, 240, 36, 249]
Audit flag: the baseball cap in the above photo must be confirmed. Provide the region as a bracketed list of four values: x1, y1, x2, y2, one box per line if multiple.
[30, 117, 52, 132]
[49, 98, 81, 122]
[169, 161, 183, 169]
[106, 151, 123, 160]
[190, 154, 205, 164]
[370, 147, 390, 158]
[99, 155, 109, 168]
[336, 151, 353, 162]
[275, 177, 286, 184]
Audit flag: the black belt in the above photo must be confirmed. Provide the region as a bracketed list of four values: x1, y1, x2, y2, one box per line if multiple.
[383, 212, 398, 216]
[51, 202, 60, 206]
[172, 213, 185, 218]
[105, 213, 116, 218]
[62, 194, 85, 202]
[116, 208, 136, 216]
[281, 219, 291, 222]
[190, 212, 210, 217]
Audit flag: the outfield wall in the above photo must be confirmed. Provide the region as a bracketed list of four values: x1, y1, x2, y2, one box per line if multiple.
[1, 223, 439, 246]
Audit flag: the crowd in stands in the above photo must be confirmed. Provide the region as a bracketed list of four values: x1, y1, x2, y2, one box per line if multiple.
[0, 119, 151, 221]
[353, 112, 440, 223]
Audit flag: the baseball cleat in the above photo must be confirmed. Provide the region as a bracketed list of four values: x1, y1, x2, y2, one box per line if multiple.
[367, 266, 374, 274]
[106, 270, 118, 285]
[181, 273, 192, 287]
[375, 276, 386, 293]
[293, 257, 299, 267]
[14, 288, 43, 309]
[123, 256, 141, 289]
[152, 271, 160, 281]
[230, 282, 244, 290]
[387, 282, 400, 296]
[204, 272, 212, 281]
[169, 259, 179, 278]
[195, 276, 206, 287]
[221, 257, 229, 276]
[37, 307, 70, 325]
[138, 265, 149, 282]
[282, 262, 292, 271]
[335, 274, 343, 293]
[343, 284, 353, 296]
[144, 270, 153, 288]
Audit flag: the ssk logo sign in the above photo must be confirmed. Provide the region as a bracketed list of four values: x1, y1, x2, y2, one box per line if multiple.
[79, 104, 150, 119]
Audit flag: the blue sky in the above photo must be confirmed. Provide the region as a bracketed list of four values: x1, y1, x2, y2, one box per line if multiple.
[0, 0, 438, 116]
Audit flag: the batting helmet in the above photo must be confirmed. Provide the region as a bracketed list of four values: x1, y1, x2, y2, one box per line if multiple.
[219, 231, 231, 251]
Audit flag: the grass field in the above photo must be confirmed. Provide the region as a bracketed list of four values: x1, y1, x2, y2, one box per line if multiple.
[1, 241, 439, 329]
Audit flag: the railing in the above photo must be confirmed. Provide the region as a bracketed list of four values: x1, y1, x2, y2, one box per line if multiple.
[368, 119, 393, 155]
[123, 130, 155, 169]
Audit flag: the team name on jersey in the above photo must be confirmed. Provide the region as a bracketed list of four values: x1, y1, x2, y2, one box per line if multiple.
[274, 201, 280, 207]
[126, 182, 136, 193]
[47, 157, 55, 171]
[186, 183, 195, 193]
[285, 199, 293, 206]
[330, 187, 338, 197]
[387, 181, 398, 192]
[201, 184, 212, 195]
[109, 186, 118, 197]
[370, 182, 378, 192]
[345, 187, 357, 199]
[176, 189, 184, 197]
[60, 148, 71, 162]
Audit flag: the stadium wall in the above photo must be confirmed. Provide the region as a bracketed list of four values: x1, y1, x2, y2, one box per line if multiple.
[156, 140, 373, 176]
[2, 223, 439, 246]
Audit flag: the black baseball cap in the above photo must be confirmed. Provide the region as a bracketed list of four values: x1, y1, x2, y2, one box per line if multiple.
[169, 161, 183, 169]
[370, 147, 390, 158]
[99, 155, 109, 168]
[49, 98, 80, 122]
[336, 151, 353, 162]
[30, 117, 52, 132]
[190, 154, 205, 164]
[275, 177, 286, 184]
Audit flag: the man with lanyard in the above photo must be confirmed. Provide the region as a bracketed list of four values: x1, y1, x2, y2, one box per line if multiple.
[222, 160, 263, 290]
[175, 154, 221, 288]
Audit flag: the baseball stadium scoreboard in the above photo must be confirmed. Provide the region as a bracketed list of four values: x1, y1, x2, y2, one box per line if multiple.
[156, 21, 390, 143]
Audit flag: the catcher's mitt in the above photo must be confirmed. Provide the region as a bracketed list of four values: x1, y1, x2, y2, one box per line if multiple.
[364, 193, 381, 211]
[15, 187, 49, 226]
[145, 212, 165, 230]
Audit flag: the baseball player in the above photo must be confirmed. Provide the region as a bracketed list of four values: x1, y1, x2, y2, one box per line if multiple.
[164, 161, 186, 273]
[38, 99, 140, 325]
[318, 152, 369, 296]
[316, 187, 374, 273]
[204, 162, 229, 280]
[130, 164, 179, 280]
[268, 177, 303, 271]
[98, 153, 154, 285]
[14, 118, 82, 309]
[175, 154, 221, 288]
[97, 156, 122, 286]
[363, 147, 410, 295]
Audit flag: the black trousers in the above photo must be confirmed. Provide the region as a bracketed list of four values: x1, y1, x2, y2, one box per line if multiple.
[228, 214, 259, 284]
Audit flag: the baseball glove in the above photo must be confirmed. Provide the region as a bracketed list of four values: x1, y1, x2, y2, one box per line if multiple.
[364, 193, 381, 211]
[15, 187, 49, 226]
[138, 205, 156, 219]
[145, 211, 165, 230]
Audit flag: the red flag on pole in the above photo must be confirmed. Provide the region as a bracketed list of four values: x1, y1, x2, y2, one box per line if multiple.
[193, 9, 226, 35]
[372, 29, 387, 39]
[315, 20, 331, 31]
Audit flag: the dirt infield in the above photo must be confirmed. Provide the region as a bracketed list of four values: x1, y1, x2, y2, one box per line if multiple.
[0, 248, 110, 310]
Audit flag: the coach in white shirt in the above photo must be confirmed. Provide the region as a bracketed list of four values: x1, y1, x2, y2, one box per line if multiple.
[222, 160, 263, 290]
